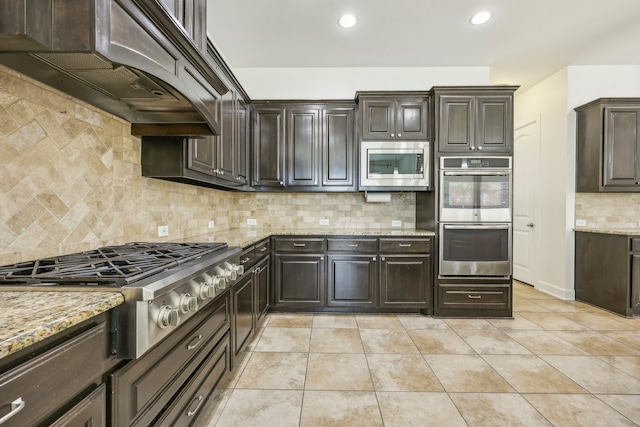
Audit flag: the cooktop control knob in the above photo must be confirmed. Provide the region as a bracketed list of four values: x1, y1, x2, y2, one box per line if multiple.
[212, 276, 226, 290]
[214, 265, 236, 283]
[198, 282, 216, 299]
[224, 261, 244, 277]
[157, 305, 179, 329]
[179, 293, 198, 313]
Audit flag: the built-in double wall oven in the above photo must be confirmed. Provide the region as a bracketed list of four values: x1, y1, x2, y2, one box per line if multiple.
[438, 156, 512, 277]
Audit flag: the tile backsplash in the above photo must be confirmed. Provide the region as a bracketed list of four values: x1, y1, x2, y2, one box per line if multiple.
[575, 192, 640, 228]
[0, 66, 416, 265]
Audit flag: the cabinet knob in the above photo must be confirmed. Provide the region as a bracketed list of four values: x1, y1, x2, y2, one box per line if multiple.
[469, 146, 475, 150]
[398, 133, 402, 137]
[527, 223, 535, 228]
[477, 146, 483, 150]
[390, 133, 395, 138]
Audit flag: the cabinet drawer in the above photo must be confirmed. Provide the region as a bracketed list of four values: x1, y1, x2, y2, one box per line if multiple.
[438, 284, 511, 309]
[275, 238, 326, 252]
[380, 238, 431, 253]
[254, 239, 271, 259]
[239, 246, 256, 269]
[327, 238, 377, 253]
[632, 238, 640, 252]
[0, 323, 111, 427]
[50, 383, 106, 427]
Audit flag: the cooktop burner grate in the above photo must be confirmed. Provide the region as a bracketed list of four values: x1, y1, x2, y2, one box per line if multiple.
[0, 242, 228, 286]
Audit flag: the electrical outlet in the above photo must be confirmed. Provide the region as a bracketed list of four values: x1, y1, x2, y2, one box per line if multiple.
[575, 219, 587, 227]
[247, 218, 257, 226]
[319, 218, 329, 225]
[157, 225, 169, 237]
[391, 220, 402, 227]
[208, 220, 215, 229]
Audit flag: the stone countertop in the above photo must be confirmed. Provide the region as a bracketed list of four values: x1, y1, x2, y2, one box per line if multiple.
[179, 228, 436, 249]
[574, 227, 640, 236]
[0, 291, 124, 360]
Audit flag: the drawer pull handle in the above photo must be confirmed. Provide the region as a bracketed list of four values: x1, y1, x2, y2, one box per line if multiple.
[0, 398, 25, 425]
[293, 243, 306, 247]
[259, 247, 268, 252]
[187, 395, 205, 417]
[240, 257, 251, 264]
[398, 243, 412, 247]
[346, 244, 359, 247]
[187, 334, 204, 350]
[468, 295, 482, 299]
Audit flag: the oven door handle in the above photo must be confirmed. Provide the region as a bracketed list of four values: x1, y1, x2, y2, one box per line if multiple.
[442, 171, 510, 176]
[443, 224, 510, 230]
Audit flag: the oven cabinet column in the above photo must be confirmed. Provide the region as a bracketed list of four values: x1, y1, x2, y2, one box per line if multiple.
[273, 237, 327, 309]
[378, 238, 433, 312]
[326, 238, 379, 308]
[435, 278, 513, 317]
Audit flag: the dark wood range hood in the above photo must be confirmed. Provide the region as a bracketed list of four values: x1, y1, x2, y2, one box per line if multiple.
[0, 0, 227, 136]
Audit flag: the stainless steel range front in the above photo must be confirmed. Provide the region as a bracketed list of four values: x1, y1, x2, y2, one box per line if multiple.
[0, 242, 243, 359]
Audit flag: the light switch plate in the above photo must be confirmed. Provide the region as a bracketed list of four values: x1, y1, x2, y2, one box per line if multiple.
[208, 220, 215, 229]
[319, 219, 329, 225]
[575, 219, 586, 227]
[247, 218, 257, 226]
[391, 220, 402, 227]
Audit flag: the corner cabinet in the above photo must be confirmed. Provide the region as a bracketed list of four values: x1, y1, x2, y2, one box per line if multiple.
[433, 86, 518, 155]
[271, 236, 433, 312]
[575, 231, 640, 317]
[357, 92, 430, 140]
[576, 98, 640, 192]
[252, 101, 357, 191]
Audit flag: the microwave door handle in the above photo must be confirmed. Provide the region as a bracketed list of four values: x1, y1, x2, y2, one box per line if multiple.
[443, 224, 510, 230]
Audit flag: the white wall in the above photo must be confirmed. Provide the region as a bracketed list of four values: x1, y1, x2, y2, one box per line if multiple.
[514, 69, 571, 299]
[234, 67, 490, 99]
[514, 65, 640, 300]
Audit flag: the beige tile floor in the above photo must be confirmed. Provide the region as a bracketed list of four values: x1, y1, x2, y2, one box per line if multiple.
[196, 281, 640, 427]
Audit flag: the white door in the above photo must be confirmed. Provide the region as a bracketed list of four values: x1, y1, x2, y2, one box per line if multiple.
[513, 119, 540, 286]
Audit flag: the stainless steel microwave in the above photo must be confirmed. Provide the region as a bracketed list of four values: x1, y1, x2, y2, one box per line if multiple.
[359, 140, 430, 190]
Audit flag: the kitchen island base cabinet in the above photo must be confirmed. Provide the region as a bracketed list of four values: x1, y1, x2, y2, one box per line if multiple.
[575, 231, 640, 317]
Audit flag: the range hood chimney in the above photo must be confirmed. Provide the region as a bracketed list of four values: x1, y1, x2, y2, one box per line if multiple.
[0, 0, 227, 136]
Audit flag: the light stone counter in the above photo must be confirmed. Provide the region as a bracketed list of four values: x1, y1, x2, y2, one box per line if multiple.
[574, 227, 640, 236]
[0, 291, 124, 360]
[181, 228, 436, 249]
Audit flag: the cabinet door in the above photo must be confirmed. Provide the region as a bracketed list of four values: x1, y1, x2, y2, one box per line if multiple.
[236, 101, 250, 184]
[438, 96, 475, 152]
[327, 255, 377, 307]
[274, 254, 325, 307]
[255, 256, 270, 322]
[287, 107, 320, 187]
[379, 254, 431, 308]
[187, 136, 215, 175]
[632, 251, 640, 316]
[475, 95, 512, 152]
[159, 0, 206, 50]
[361, 99, 395, 139]
[232, 273, 255, 355]
[322, 106, 355, 188]
[395, 99, 429, 139]
[253, 107, 285, 187]
[603, 107, 640, 188]
[50, 384, 106, 427]
[217, 90, 236, 181]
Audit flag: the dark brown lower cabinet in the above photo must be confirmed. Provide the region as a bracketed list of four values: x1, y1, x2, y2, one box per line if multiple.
[328, 255, 377, 307]
[575, 231, 640, 317]
[379, 254, 431, 309]
[232, 272, 255, 358]
[0, 313, 118, 427]
[274, 253, 326, 308]
[255, 255, 270, 323]
[111, 293, 231, 427]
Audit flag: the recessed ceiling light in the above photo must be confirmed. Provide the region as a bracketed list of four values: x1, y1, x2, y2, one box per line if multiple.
[470, 11, 492, 25]
[339, 14, 357, 29]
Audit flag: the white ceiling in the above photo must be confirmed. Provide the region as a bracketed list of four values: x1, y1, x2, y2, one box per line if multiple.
[206, 0, 640, 91]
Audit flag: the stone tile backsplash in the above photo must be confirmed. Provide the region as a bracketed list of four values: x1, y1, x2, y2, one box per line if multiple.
[575, 193, 640, 229]
[0, 66, 416, 265]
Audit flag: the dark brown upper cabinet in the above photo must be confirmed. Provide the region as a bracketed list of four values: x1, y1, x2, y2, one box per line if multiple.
[576, 98, 640, 192]
[252, 101, 357, 192]
[252, 105, 286, 188]
[357, 92, 430, 140]
[433, 86, 518, 155]
[159, 0, 207, 50]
